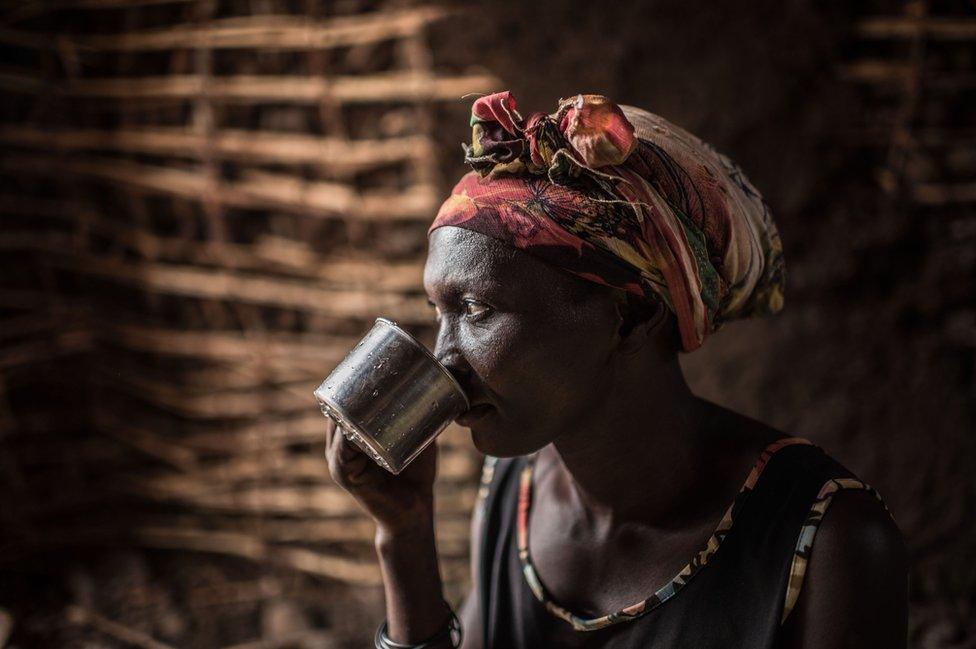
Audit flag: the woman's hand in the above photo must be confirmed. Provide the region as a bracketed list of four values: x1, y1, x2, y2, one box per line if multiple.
[323, 416, 439, 533]
[325, 417, 454, 644]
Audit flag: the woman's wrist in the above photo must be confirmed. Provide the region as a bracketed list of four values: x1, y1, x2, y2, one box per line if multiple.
[374, 509, 436, 547]
[375, 606, 461, 649]
[373, 514, 448, 643]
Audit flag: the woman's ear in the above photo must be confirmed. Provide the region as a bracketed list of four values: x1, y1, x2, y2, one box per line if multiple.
[614, 292, 670, 354]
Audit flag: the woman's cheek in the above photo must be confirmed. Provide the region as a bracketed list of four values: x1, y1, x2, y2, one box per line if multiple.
[463, 315, 527, 388]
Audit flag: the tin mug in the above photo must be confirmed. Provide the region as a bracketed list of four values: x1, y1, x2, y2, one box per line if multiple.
[313, 318, 470, 474]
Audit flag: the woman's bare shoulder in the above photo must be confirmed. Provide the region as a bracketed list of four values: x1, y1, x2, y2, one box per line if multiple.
[780, 488, 908, 648]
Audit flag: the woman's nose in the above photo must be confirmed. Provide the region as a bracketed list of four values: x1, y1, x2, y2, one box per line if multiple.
[433, 322, 471, 385]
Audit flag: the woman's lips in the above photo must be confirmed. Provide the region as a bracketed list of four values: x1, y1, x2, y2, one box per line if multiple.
[456, 403, 494, 425]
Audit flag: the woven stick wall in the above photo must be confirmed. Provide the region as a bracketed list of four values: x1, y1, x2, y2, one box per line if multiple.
[0, 1, 497, 646]
[841, 2, 976, 644]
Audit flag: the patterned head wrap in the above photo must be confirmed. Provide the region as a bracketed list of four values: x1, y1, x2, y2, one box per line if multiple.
[429, 91, 785, 351]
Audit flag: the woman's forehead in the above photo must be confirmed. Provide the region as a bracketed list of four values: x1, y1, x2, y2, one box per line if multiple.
[424, 227, 519, 292]
[424, 226, 609, 305]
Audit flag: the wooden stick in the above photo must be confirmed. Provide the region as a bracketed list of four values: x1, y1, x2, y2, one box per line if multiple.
[237, 167, 440, 220]
[913, 182, 976, 205]
[857, 16, 976, 40]
[5, 71, 499, 104]
[271, 545, 381, 584]
[0, 607, 11, 649]
[66, 605, 178, 649]
[142, 531, 369, 587]
[94, 368, 316, 418]
[218, 630, 339, 649]
[0, 69, 47, 94]
[62, 257, 432, 323]
[840, 61, 976, 89]
[0, 126, 434, 173]
[102, 324, 360, 362]
[839, 60, 915, 84]
[0, 331, 93, 370]
[46, 0, 195, 8]
[0, 215, 425, 288]
[94, 414, 200, 471]
[107, 443, 478, 487]
[128, 479, 476, 517]
[173, 415, 472, 453]
[1, 154, 441, 220]
[0, 311, 89, 342]
[111, 8, 447, 51]
[0, 7, 449, 52]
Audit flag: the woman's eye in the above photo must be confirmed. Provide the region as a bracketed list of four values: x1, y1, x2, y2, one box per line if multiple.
[462, 299, 491, 319]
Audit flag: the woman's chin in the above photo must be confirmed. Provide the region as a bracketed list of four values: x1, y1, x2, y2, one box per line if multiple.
[467, 418, 540, 458]
[463, 417, 504, 456]
[469, 424, 498, 455]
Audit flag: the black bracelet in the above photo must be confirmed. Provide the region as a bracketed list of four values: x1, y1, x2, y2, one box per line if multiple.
[374, 608, 462, 649]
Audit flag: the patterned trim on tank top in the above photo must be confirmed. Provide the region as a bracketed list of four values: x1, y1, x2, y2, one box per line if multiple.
[513, 437, 814, 632]
[780, 477, 887, 623]
[476, 454, 499, 507]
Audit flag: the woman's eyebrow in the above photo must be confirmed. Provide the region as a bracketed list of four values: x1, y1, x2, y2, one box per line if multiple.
[425, 276, 497, 303]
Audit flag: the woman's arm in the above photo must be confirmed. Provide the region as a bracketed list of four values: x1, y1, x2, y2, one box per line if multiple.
[376, 457, 486, 647]
[457, 481, 485, 649]
[375, 521, 455, 643]
[323, 417, 455, 644]
[781, 489, 909, 648]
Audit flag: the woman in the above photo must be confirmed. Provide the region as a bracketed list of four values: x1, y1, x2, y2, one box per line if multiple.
[324, 92, 908, 648]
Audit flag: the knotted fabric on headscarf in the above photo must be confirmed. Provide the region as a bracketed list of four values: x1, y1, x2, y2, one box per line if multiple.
[429, 91, 785, 351]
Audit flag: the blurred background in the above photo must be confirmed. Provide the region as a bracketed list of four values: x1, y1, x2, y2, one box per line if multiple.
[0, 0, 973, 647]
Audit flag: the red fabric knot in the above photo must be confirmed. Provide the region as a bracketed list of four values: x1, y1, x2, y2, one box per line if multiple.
[557, 94, 636, 168]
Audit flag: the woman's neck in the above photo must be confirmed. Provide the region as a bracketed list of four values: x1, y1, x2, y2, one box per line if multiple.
[542, 360, 717, 529]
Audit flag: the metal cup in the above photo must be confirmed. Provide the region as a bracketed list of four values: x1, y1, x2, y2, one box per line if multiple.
[313, 317, 470, 474]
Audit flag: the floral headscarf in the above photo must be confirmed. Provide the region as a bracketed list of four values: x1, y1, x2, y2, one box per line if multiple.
[429, 91, 785, 351]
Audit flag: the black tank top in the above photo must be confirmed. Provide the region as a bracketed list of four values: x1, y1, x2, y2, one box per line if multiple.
[474, 438, 885, 648]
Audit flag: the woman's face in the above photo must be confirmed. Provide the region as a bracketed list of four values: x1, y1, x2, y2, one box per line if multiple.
[423, 226, 625, 457]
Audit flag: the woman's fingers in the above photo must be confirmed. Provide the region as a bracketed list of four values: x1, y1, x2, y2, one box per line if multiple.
[338, 434, 361, 461]
[324, 417, 374, 489]
[337, 435, 372, 484]
[323, 416, 337, 450]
